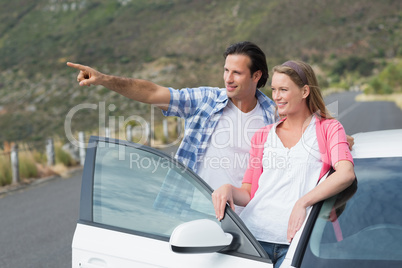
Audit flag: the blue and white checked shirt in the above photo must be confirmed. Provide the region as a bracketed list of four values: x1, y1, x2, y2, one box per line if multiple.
[163, 87, 277, 173]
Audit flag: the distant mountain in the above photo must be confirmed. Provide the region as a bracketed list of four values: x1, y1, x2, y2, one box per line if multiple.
[0, 0, 401, 143]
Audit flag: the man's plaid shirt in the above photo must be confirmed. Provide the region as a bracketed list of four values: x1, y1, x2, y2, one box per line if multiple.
[163, 87, 276, 173]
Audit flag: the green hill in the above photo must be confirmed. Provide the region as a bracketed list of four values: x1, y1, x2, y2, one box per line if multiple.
[0, 0, 401, 144]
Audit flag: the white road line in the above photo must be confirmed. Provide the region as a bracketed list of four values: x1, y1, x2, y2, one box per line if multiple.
[337, 102, 361, 120]
[326, 101, 361, 120]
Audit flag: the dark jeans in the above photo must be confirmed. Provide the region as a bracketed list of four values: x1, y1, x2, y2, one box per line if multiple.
[259, 241, 289, 268]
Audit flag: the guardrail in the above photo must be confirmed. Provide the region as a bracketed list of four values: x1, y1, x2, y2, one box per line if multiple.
[3, 117, 182, 185]
[6, 137, 66, 184]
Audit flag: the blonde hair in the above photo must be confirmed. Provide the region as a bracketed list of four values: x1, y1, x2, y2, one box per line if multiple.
[273, 60, 333, 119]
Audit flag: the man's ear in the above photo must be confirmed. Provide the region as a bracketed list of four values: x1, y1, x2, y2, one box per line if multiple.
[253, 70, 262, 82]
[302, 85, 310, 98]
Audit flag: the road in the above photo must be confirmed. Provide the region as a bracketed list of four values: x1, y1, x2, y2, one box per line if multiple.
[0, 171, 81, 268]
[0, 91, 402, 268]
[324, 91, 402, 134]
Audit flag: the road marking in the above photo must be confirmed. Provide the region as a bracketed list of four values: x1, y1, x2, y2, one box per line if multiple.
[337, 102, 361, 120]
[326, 101, 361, 120]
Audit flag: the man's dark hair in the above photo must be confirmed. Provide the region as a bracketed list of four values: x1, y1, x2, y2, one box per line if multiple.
[223, 41, 269, 88]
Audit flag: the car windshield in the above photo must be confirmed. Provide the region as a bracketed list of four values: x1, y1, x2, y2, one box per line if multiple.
[301, 157, 402, 268]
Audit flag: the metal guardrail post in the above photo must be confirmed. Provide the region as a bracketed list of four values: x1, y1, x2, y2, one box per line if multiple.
[163, 119, 169, 140]
[126, 125, 132, 142]
[176, 117, 182, 136]
[11, 144, 19, 184]
[145, 123, 151, 146]
[46, 138, 55, 166]
[78, 131, 86, 166]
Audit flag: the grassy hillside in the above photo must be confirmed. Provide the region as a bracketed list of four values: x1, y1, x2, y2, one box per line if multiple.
[0, 0, 401, 144]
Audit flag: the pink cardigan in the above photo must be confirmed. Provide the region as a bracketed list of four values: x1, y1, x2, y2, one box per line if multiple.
[243, 117, 354, 199]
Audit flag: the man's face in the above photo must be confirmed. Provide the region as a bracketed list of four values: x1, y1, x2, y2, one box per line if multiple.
[223, 54, 260, 104]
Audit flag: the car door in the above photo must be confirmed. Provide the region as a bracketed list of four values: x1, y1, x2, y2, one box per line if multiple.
[72, 136, 273, 268]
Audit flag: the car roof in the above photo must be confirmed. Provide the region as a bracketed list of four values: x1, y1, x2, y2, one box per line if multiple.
[351, 129, 402, 159]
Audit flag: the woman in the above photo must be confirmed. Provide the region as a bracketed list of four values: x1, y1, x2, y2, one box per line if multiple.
[212, 60, 355, 268]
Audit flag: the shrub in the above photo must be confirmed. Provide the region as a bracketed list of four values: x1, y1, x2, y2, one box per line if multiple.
[0, 154, 12, 186]
[366, 61, 402, 94]
[378, 62, 402, 92]
[332, 56, 375, 77]
[366, 77, 393, 95]
[33, 150, 47, 164]
[19, 151, 39, 179]
[55, 144, 75, 167]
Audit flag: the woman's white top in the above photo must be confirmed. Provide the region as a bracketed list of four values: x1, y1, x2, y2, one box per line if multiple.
[239, 116, 322, 244]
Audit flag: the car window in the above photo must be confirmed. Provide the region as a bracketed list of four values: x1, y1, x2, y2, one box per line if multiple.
[92, 141, 218, 239]
[300, 157, 402, 268]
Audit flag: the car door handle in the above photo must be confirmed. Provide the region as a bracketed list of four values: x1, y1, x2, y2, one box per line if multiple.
[79, 258, 107, 268]
[80, 263, 107, 268]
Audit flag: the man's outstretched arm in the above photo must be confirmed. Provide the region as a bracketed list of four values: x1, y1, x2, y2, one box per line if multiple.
[67, 62, 171, 111]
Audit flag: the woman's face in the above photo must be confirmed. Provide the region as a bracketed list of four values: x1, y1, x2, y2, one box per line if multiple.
[271, 72, 308, 116]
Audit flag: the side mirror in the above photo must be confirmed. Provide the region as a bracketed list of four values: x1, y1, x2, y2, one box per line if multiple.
[169, 219, 233, 253]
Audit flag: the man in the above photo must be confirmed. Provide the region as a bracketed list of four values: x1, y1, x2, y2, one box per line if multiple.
[67, 41, 276, 195]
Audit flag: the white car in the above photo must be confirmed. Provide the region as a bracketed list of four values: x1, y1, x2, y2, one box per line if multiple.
[72, 129, 402, 268]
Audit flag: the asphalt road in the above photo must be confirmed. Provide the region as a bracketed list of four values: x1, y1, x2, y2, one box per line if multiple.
[1, 91, 402, 268]
[324, 91, 402, 134]
[0, 170, 81, 268]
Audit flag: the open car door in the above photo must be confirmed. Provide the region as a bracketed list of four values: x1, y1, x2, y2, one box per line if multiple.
[72, 136, 273, 268]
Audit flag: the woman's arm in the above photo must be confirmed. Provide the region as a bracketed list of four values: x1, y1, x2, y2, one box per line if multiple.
[212, 183, 252, 221]
[287, 160, 355, 242]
